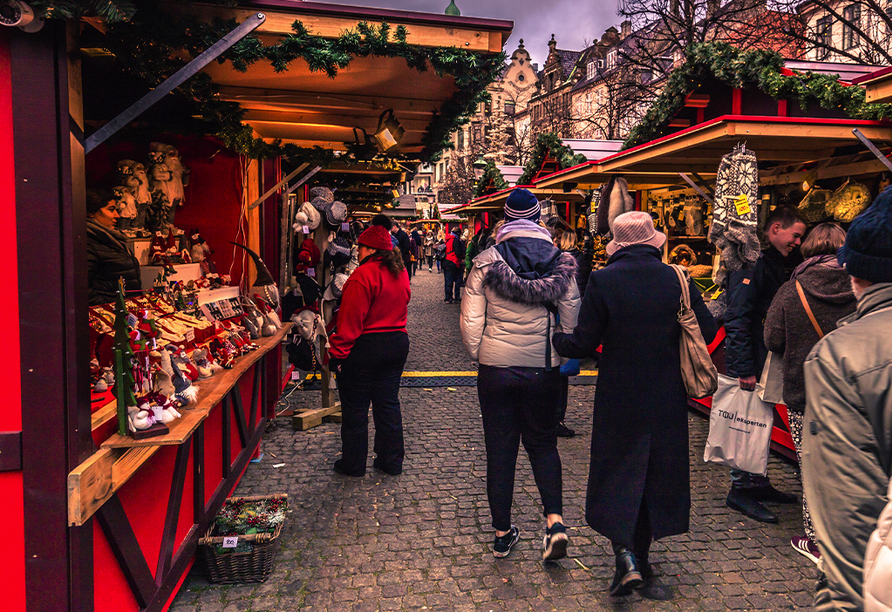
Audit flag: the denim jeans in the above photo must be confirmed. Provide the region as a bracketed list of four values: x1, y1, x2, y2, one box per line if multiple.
[477, 364, 562, 531]
[443, 260, 461, 300]
[337, 331, 410, 474]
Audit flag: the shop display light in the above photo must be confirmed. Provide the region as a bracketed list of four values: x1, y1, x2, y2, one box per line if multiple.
[373, 109, 404, 152]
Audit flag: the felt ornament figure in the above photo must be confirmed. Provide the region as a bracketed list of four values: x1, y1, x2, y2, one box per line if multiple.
[190, 347, 220, 378]
[148, 149, 176, 218]
[209, 335, 236, 369]
[170, 346, 200, 381]
[294, 201, 322, 232]
[150, 143, 189, 211]
[189, 230, 211, 264]
[230, 242, 280, 309]
[253, 296, 282, 328]
[119, 159, 152, 233]
[708, 145, 761, 276]
[93, 367, 115, 393]
[239, 298, 266, 338]
[128, 404, 154, 431]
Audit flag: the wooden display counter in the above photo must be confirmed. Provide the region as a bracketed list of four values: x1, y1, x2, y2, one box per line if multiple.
[66, 324, 289, 612]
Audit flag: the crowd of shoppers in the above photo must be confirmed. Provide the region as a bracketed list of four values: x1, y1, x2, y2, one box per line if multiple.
[319, 183, 892, 607]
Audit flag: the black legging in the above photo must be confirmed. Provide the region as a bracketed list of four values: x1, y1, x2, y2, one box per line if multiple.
[477, 364, 563, 532]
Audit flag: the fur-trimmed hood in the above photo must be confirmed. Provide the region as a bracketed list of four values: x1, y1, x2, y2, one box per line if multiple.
[482, 250, 578, 305]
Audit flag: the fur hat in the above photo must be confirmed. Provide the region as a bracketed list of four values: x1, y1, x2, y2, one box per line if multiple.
[504, 188, 541, 222]
[357, 225, 393, 251]
[309, 186, 334, 205]
[294, 201, 322, 231]
[838, 185, 892, 282]
[598, 176, 634, 237]
[606, 211, 666, 256]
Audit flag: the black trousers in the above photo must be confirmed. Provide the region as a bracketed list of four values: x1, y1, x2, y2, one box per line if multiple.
[443, 260, 460, 300]
[337, 331, 409, 474]
[612, 501, 653, 563]
[477, 364, 563, 531]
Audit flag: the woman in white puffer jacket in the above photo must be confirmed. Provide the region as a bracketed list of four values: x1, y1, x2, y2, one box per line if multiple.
[460, 189, 581, 561]
[865, 475, 892, 612]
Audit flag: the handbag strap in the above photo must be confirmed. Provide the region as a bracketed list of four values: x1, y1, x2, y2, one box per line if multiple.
[795, 280, 824, 339]
[671, 264, 691, 310]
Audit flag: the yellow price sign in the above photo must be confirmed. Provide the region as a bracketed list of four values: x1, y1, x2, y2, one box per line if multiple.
[732, 194, 751, 216]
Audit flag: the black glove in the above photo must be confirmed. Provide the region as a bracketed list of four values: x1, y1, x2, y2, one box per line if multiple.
[328, 357, 344, 373]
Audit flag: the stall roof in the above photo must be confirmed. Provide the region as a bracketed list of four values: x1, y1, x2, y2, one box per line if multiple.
[560, 139, 625, 161]
[496, 165, 524, 186]
[853, 66, 892, 104]
[784, 59, 882, 83]
[454, 184, 587, 215]
[171, 0, 512, 155]
[535, 115, 892, 191]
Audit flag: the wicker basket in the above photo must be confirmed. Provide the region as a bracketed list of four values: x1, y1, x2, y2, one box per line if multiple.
[199, 493, 288, 583]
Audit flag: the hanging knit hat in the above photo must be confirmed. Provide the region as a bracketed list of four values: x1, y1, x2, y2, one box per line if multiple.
[838, 185, 892, 282]
[327, 236, 351, 259]
[324, 200, 348, 228]
[708, 145, 761, 274]
[357, 225, 393, 251]
[309, 186, 334, 205]
[323, 272, 348, 301]
[295, 239, 321, 272]
[294, 201, 321, 231]
[311, 196, 329, 212]
[504, 188, 541, 222]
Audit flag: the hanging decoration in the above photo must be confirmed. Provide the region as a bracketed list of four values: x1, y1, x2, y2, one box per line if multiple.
[43, 1, 504, 165]
[517, 133, 588, 186]
[622, 41, 892, 150]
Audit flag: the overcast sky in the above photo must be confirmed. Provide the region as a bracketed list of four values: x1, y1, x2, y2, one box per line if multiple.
[320, 0, 621, 66]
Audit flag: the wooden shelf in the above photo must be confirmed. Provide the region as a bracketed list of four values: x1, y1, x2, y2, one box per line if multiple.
[100, 324, 291, 449]
[68, 323, 290, 526]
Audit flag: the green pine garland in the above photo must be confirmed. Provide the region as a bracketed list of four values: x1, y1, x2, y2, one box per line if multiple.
[516, 133, 588, 186]
[473, 160, 508, 197]
[43, 2, 503, 165]
[623, 41, 892, 150]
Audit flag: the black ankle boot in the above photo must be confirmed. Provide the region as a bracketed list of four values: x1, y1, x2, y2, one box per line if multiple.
[609, 548, 643, 596]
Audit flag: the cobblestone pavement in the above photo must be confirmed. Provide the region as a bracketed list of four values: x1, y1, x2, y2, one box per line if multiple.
[173, 268, 820, 611]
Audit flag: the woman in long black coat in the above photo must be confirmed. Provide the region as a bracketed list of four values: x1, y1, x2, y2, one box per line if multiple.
[553, 211, 716, 601]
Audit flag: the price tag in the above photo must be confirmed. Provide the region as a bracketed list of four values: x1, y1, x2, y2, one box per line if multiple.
[185, 329, 195, 342]
[341, 223, 350, 231]
[222, 536, 239, 549]
[151, 405, 163, 421]
[291, 369, 301, 381]
[302, 225, 310, 234]
[307, 268, 315, 278]
[732, 194, 751, 216]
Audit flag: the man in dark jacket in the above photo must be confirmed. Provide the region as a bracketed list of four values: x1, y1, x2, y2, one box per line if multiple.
[391, 222, 412, 278]
[724, 206, 807, 523]
[802, 189, 892, 612]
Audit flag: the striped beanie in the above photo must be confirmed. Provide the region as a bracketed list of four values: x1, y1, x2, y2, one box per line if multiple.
[504, 188, 541, 222]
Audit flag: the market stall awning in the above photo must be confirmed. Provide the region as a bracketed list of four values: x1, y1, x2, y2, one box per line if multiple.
[853, 66, 892, 104]
[454, 184, 588, 215]
[172, 0, 512, 155]
[536, 115, 892, 191]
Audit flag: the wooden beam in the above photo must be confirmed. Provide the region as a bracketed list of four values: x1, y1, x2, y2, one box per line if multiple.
[219, 87, 444, 115]
[96, 495, 157, 608]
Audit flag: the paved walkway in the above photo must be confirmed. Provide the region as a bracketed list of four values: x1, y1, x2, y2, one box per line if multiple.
[172, 268, 819, 611]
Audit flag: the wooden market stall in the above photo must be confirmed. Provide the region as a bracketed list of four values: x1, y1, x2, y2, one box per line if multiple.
[2, 2, 512, 612]
[530, 45, 892, 457]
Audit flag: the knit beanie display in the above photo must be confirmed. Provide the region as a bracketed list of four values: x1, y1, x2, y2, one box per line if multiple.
[309, 186, 334, 205]
[323, 200, 348, 229]
[311, 196, 329, 212]
[294, 201, 321, 231]
[357, 225, 393, 251]
[708, 145, 761, 273]
[838, 185, 892, 282]
[504, 188, 541, 222]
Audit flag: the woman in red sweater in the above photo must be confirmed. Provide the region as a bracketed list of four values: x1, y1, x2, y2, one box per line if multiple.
[328, 218, 411, 476]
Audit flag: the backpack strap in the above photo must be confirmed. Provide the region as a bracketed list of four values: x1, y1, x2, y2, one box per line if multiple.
[796, 280, 824, 339]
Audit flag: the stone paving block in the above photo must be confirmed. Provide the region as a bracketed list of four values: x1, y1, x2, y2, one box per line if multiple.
[173, 271, 816, 611]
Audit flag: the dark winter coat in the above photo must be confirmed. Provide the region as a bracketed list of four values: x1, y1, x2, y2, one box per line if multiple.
[724, 246, 803, 378]
[87, 219, 142, 305]
[565, 247, 592, 298]
[394, 228, 411, 267]
[763, 256, 856, 413]
[552, 244, 717, 544]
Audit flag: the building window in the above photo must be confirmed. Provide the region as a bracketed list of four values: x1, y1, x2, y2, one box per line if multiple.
[607, 50, 617, 69]
[457, 129, 464, 150]
[596, 89, 604, 107]
[505, 101, 515, 115]
[598, 59, 605, 68]
[816, 16, 832, 59]
[842, 5, 860, 49]
[587, 61, 595, 80]
[518, 73, 525, 82]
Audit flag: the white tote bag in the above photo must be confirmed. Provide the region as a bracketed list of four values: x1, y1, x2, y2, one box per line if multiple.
[704, 374, 775, 475]
[757, 351, 784, 405]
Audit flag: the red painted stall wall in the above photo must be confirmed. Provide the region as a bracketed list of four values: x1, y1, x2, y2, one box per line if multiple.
[0, 30, 26, 612]
[85, 136, 249, 285]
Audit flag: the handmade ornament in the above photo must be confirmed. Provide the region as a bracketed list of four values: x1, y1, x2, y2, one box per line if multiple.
[119, 159, 152, 233]
[825, 179, 871, 222]
[191, 347, 222, 378]
[230, 242, 280, 309]
[150, 142, 189, 214]
[708, 145, 761, 274]
[113, 185, 138, 233]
